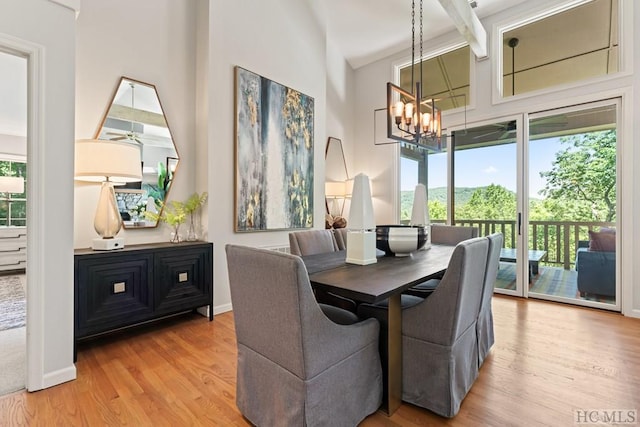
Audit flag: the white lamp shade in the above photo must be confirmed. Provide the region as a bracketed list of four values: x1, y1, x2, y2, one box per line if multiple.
[325, 181, 346, 198]
[345, 178, 354, 197]
[347, 173, 375, 230]
[410, 183, 430, 226]
[75, 139, 142, 183]
[0, 176, 24, 194]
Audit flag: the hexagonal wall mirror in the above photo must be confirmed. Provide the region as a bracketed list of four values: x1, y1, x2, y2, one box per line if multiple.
[96, 77, 179, 228]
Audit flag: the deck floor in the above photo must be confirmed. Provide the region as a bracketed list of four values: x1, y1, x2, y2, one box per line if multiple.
[494, 262, 616, 305]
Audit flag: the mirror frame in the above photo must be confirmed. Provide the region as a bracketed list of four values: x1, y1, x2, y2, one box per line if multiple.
[94, 76, 180, 229]
[324, 136, 349, 220]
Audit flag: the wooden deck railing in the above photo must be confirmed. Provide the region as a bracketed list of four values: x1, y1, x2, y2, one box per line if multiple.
[432, 219, 615, 270]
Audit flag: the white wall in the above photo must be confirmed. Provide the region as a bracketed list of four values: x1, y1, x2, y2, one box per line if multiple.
[75, 0, 198, 248]
[326, 37, 356, 175]
[207, 0, 329, 313]
[0, 0, 77, 389]
[353, 0, 640, 317]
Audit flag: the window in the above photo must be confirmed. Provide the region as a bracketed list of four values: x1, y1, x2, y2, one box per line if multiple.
[502, 0, 619, 97]
[400, 145, 447, 224]
[398, 45, 470, 111]
[0, 160, 27, 226]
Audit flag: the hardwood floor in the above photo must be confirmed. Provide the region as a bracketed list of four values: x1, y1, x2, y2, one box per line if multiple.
[1, 296, 639, 426]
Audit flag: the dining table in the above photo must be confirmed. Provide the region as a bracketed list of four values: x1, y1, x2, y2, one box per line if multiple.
[302, 243, 456, 416]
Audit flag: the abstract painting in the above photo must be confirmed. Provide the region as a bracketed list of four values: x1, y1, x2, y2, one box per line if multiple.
[234, 66, 314, 232]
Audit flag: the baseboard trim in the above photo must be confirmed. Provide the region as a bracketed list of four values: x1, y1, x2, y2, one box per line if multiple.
[31, 365, 76, 391]
[214, 302, 233, 315]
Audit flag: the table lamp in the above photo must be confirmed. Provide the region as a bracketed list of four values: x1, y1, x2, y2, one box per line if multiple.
[0, 176, 25, 226]
[325, 180, 346, 216]
[346, 173, 377, 265]
[410, 183, 431, 250]
[75, 139, 142, 250]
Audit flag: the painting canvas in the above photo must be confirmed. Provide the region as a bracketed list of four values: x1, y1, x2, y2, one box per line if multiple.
[235, 66, 314, 232]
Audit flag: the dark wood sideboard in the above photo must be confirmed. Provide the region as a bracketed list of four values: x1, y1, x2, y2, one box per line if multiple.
[74, 241, 213, 359]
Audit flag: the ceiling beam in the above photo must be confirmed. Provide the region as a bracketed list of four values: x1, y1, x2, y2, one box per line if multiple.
[437, 0, 487, 59]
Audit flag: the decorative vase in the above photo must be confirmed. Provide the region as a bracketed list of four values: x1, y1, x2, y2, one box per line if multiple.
[186, 213, 198, 241]
[170, 224, 183, 243]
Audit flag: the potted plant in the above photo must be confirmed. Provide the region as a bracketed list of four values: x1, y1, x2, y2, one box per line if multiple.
[145, 200, 187, 243]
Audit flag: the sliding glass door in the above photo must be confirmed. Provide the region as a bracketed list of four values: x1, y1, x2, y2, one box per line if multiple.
[445, 100, 619, 310]
[527, 101, 619, 309]
[449, 116, 526, 296]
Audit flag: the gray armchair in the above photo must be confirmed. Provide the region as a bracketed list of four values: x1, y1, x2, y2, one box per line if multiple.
[289, 229, 357, 312]
[576, 240, 616, 297]
[478, 233, 503, 367]
[226, 245, 382, 426]
[430, 224, 479, 245]
[405, 225, 480, 298]
[333, 227, 348, 250]
[358, 237, 488, 417]
[289, 229, 339, 256]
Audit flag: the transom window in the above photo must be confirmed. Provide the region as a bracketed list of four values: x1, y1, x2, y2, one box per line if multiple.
[398, 45, 470, 112]
[501, 0, 619, 97]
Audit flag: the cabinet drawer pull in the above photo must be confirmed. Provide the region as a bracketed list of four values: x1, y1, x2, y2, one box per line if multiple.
[178, 272, 188, 282]
[113, 282, 126, 294]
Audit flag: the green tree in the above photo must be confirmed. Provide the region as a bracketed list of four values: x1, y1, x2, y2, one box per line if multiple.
[456, 184, 516, 220]
[428, 200, 446, 220]
[539, 130, 616, 221]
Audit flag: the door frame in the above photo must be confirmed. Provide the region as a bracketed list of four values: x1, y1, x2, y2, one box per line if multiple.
[525, 98, 622, 311]
[0, 36, 45, 391]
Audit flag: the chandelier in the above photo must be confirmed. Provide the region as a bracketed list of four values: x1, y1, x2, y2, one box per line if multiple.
[386, 0, 442, 151]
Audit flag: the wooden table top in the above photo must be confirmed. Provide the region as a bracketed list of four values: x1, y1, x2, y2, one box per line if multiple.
[302, 244, 455, 304]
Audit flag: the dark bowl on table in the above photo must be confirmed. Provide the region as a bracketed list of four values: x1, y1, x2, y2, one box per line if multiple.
[376, 225, 429, 257]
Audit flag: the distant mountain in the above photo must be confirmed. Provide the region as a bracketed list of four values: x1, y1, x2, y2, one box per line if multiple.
[402, 186, 496, 206]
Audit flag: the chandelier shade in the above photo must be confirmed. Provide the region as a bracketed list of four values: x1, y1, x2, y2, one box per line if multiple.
[381, 0, 443, 152]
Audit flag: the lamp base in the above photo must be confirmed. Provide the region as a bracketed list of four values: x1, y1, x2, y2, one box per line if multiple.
[92, 237, 125, 251]
[346, 231, 377, 265]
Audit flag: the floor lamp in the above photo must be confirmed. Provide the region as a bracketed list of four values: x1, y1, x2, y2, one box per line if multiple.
[0, 176, 25, 226]
[75, 139, 142, 250]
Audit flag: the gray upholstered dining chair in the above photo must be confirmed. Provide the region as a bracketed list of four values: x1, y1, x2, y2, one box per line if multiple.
[477, 233, 503, 367]
[289, 229, 339, 255]
[404, 224, 480, 298]
[333, 227, 348, 250]
[289, 229, 357, 312]
[358, 237, 488, 418]
[431, 224, 479, 245]
[225, 244, 383, 426]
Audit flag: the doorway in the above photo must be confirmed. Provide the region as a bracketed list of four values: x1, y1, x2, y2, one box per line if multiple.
[0, 50, 27, 395]
[448, 100, 619, 310]
[526, 101, 618, 310]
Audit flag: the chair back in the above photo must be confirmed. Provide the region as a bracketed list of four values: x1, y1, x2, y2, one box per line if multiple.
[431, 224, 479, 245]
[226, 244, 325, 378]
[477, 233, 503, 366]
[333, 228, 348, 250]
[403, 237, 488, 345]
[289, 229, 339, 256]
[480, 233, 503, 313]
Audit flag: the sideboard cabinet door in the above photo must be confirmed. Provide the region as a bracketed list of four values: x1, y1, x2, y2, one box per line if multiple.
[75, 252, 154, 338]
[154, 244, 213, 316]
